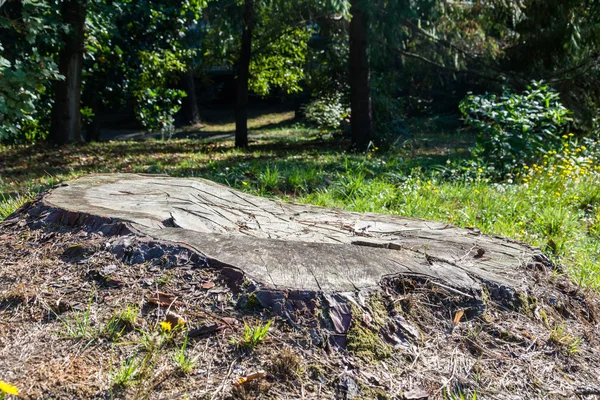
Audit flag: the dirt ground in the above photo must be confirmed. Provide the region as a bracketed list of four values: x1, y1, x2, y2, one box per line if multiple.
[1, 203, 600, 400]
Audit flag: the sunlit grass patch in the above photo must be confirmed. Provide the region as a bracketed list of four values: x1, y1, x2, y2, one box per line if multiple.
[0, 192, 33, 221]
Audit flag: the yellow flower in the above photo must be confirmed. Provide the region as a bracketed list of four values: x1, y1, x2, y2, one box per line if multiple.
[562, 135, 568, 139]
[159, 321, 172, 332]
[477, 168, 483, 173]
[0, 381, 19, 396]
[568, 133, 574, 137]
[242, 181, 248, 186]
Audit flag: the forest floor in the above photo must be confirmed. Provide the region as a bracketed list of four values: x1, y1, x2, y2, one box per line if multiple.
[1, 206, 600, 399]
[1, 108, 600, 399]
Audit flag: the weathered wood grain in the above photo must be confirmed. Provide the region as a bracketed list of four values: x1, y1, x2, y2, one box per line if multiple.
[43, 173, 548, 295]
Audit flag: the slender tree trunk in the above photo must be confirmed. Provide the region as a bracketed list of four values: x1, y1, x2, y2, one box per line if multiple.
[235, 0, 254, 148]
[180, 69, 201, 125]
[349, 0, 373, 151]
[49, 0, 86, 145]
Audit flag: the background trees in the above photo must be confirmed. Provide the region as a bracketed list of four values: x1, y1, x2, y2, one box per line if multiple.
[1, 0, 599, 148]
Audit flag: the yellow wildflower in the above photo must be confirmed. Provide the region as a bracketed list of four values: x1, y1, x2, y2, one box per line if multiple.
[242, 181, 248, 186]
[159, 321, 172, 332]
[477, 168, 483, 173]
[0, 381, 19, 396]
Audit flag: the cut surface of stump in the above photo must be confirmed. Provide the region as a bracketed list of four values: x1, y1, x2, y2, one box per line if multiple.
[40, 173, 547, 297]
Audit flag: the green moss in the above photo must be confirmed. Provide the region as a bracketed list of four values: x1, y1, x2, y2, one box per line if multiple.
[515, 292, 538, 317]
[357, 380, 390, 400]
[365, 294, 389, 326]
[346, 321, 392, 361]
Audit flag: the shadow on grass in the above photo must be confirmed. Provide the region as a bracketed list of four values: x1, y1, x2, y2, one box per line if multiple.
[0, 113, 476, 196]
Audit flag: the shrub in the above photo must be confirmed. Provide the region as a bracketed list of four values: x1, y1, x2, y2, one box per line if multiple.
[134, 50, 187, 138]
[460, 81, 572, 174]
[303, 91, 349, 134]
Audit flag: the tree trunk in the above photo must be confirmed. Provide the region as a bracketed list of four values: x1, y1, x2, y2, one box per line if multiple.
[349, 0, 373, 151]
[180, 69, 201, 125]
[235, 0, 254, 149]
[49, 0, 86, 145]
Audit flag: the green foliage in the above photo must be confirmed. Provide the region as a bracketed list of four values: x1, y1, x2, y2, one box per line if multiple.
[102, 305, 138, 340]
[304, 91, 349, 133]
[460, 81, 572, 174]
[232, 320, 272, 350]
[172, 335, 197, 374]
[112, 356, 142, 387]
[0, 0, 62, 143]
[0, 193, 32, 221]
[250, 27, 312, 96]
[134, 50, 188, 137]
[58, 300, 98, 340]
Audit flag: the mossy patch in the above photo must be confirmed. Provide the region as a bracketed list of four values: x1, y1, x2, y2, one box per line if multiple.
[346, 321, 392, 361]
[365, 294, 389, 326]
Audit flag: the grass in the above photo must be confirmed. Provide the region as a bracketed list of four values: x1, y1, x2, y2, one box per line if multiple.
[231, 320, 272, 350]
[171, 335, 197, 374]
[57, 300, 98, 340]
[112, 356, 142, 387]
[103, 305, 139, 340]
[1, 110, 599, 289]
[0, 192, 32, 220]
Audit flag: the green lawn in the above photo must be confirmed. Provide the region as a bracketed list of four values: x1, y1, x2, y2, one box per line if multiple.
[1, 112, 599, 289]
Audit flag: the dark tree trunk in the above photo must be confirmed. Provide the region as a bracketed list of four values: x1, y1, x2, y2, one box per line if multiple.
[235, 0, 254, 148]
[180, 69, 201, 125]
[49, 0, 86, 145]
[349, 0, 373, 151]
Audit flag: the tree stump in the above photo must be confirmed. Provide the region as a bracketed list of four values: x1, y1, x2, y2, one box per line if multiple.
[31, 173, 548, 299]
[6, 174, 600, 397]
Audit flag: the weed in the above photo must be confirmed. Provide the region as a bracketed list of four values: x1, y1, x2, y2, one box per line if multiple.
[172, 335, 196, 374]
[258, 164, 279, 192]
[548, 323, 581, 353]
[103, 305, 138, 340]
[58, 301, 97, 340]
[443, 388, 477, 400]
[231, 320, 272, 350]
[112, 356, 141, 387]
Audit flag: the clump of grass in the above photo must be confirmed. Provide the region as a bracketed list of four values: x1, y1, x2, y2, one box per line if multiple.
[0, 192, 32, 221]
[443, 389, 478, 400]
[172, 335, 196, 374]
[269, 347, 303, 380]
[58, 301, 98, 340]
[102, 305, 138, 340]
[112, 356, 142, 387]
[548, 323, 582, 354]
[231, 320, 272, 350]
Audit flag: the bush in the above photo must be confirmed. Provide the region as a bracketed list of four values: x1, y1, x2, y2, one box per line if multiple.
[303, 91, 349, 134]
[134, 50, 187, 138]
[460, 81, 572, 174]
